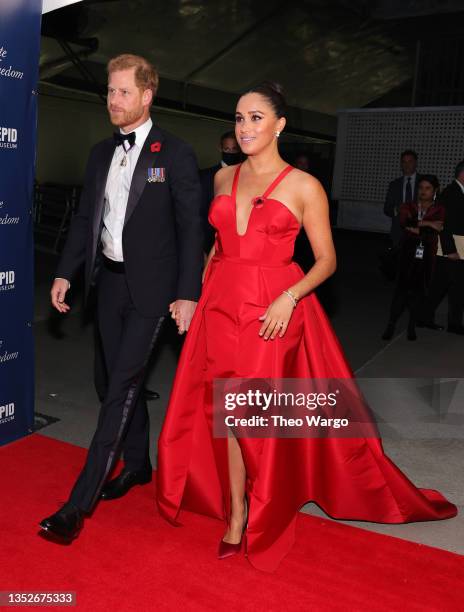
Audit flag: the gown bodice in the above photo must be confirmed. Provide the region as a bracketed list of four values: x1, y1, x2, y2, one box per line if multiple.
[208, 164, 301, 266]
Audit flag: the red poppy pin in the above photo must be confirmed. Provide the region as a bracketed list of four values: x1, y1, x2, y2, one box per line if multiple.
[252, 196, 265, 209]
[150, 141, 162, 153]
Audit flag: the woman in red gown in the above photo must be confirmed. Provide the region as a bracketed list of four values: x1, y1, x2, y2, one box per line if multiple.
[156, 82, 457, 572]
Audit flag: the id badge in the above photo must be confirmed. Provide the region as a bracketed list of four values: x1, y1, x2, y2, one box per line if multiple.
[415, 245, 424, 260]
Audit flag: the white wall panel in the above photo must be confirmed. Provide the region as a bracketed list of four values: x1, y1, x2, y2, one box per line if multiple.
[332, 107, 464, 232]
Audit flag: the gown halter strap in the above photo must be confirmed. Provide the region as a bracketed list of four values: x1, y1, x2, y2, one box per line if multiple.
[262, 165, 294, 199]
[231, 163, 294, 201]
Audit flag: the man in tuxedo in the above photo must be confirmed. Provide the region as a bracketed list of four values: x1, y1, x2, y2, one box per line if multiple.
[199, 131, 240, 253]
[420, 160, 464, 334]
[384, 150, 421, 247]
[39, 54, 203, 542]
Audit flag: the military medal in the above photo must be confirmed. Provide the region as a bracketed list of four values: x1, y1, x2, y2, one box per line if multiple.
[147, 167, 166, 183]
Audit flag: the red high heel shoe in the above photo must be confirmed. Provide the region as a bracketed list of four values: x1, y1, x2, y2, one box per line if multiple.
[218, 500, 248, 560]
[218, 537, 243, 559]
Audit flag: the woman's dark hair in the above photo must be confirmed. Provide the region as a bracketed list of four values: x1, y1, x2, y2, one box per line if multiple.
[418, 174, 440, 192]
[245, 81, 287, 118]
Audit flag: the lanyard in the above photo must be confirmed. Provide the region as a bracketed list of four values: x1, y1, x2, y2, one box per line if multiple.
[416, 203, 427, 251]
[417, 203, 426, 221]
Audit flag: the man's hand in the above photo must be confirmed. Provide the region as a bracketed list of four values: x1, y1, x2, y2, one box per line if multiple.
[169, 299, 197, 334]
[51, 278, 71, 313]
[447, 252, 460, 261]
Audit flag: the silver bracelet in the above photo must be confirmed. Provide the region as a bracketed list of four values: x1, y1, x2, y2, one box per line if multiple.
[282, 289, 298, 308]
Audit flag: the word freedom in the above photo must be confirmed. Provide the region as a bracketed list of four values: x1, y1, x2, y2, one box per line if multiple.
[224, 389, 339, 411]
[0, 214, 20, 225]
[0, 64, 23, 79]
[0, 349, 19, 363]
[0, 46, 23, 80]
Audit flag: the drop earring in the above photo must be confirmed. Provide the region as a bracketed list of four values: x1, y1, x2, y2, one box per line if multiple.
[275, 131, 281, 138]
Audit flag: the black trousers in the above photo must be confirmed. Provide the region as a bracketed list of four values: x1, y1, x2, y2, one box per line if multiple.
[388, 285, 423, 327]
[69, 264, 165, 512]
[422, 256, 464, 328]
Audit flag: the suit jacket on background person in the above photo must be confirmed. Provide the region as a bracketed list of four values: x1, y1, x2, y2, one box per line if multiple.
[384, 175, 421, 246]
[423, 178, 464, 331]
[56, 123, 204, 317]
[439, 180, 464, 255]
[199, 163, 221, 253]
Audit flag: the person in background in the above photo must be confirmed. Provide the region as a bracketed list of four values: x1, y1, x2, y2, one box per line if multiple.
[420, 161, 464, 335]
[384, 150, 422, 248]
[382, 175, 444, 341]
[294, 152, 311, 173]
[200, 131, 241, 253]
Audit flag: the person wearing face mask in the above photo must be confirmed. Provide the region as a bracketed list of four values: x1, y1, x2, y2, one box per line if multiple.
[156, 83, 456, 572]
[199, 131, 241, 253]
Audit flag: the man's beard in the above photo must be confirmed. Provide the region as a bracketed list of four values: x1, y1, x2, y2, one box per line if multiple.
[109, 106, 144, 129]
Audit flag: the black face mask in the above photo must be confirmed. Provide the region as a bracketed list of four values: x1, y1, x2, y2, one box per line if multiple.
[222, 151, 241, 165]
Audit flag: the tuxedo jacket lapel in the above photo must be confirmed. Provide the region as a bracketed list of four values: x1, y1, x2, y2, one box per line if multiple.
[93, 139, 115, 248]
[124, 125, 165, 227]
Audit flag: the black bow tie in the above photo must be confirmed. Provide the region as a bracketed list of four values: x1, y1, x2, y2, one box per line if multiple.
[113, 131, 136, 148]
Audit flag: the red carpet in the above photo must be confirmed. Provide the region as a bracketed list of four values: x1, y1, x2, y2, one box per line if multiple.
[0, 434, 462, 611]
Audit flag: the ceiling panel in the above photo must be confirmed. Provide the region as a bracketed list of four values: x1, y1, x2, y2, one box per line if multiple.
[41, 0, 461, 116]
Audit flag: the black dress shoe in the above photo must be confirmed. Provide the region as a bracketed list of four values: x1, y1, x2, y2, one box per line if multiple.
[39, 503, 83, 543]
[144, 388, 160, 401]
[100, 468, 152, 500]
[382, 322, 395, 341]
[447, 325, 464, 335]
[417, 321, 445, 331]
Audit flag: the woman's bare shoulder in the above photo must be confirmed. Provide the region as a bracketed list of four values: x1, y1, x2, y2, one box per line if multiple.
[289, 167, 324, 190]
[287, 169, 327, 207]
[214, 164, 237, 195]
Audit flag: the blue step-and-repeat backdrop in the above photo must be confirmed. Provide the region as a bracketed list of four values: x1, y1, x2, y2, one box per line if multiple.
[0, 0, 42, 445]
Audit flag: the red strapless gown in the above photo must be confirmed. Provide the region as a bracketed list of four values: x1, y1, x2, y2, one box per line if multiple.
[156, 164, 457, 571]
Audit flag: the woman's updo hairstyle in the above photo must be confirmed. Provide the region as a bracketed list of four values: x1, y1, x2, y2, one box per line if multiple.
[245, 81, 287, 118]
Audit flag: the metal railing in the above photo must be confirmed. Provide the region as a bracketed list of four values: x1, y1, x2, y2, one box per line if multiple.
[33, 183, 81, 254]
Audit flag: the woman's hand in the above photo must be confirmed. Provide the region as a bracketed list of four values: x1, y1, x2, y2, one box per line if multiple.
[258, 293, 295, 340]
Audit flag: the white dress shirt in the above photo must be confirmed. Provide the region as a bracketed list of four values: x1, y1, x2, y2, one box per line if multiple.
[402, 172, 417, 202]
[101, 117, 153, 262]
